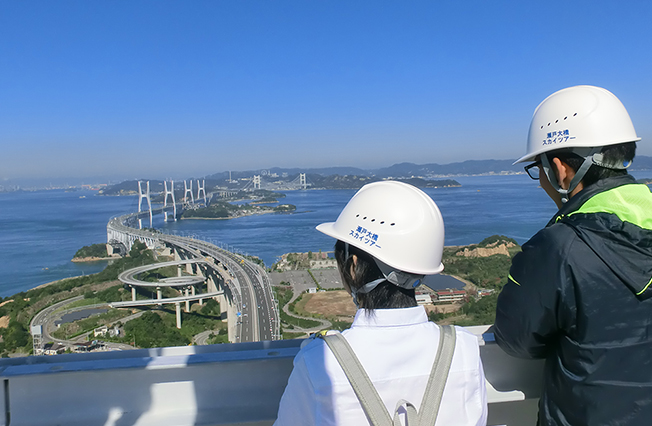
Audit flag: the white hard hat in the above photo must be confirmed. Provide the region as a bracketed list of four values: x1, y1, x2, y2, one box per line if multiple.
[316, 180, 444, 275]
[515, 85, 640, 164]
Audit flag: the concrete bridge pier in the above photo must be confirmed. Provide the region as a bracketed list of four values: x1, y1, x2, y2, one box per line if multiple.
[131, 286, 136, 301]
[219, 293, 228, 322]
[175, 303, 182, 329]
[206, 274, 218, 294]
[157, 287, 162, 306]
[184, 288, 190, 312]
[191, 285, 201, 306]
[173, 250, 183, 277]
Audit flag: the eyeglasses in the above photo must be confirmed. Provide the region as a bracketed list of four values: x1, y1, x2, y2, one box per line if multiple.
[524, 161, 541, 180]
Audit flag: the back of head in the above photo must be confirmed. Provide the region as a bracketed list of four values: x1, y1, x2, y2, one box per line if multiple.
[333, 240, 417, 310]
[317, 181, 445, 309]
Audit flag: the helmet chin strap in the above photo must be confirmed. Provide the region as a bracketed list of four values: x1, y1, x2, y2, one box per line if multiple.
[540, 148, 601, 204]
[348, 254, 424, 308]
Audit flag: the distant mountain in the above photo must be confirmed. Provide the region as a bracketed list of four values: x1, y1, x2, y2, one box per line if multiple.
[101, 155, 652, 194]
[372, 160, 523, 177]
[205, 166, 369, 181]
[305, 175, 460, 190]
[631, 155, 652, 171]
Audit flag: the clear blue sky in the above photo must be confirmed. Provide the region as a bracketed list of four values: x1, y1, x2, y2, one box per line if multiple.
[1, 1, 651, 181]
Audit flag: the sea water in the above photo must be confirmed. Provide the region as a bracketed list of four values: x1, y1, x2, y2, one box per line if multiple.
[3, 173, 645, 297]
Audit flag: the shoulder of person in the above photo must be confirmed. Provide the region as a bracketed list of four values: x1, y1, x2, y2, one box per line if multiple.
[450, 325, 482, 348]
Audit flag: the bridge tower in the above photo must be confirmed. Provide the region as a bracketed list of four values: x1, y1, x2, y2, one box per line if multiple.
[196, 179, 207, 205]
[163, 180, 177, 222]
[184, 180, 194, 204]
[138, 181, 153, 229]
[253, 175, 261, 190]
[299, 173, 307, 190]
[31, 325, 43, 356]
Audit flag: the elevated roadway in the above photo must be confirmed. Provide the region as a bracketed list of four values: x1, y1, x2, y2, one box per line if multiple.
[107, 212, 280, 342]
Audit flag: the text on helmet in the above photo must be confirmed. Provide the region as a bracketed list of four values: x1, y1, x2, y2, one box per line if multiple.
[350, 226, 381, 249]
[543, 129, 576, 146]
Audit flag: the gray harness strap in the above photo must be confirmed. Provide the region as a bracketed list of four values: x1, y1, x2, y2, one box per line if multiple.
[320, 324, 456, 426]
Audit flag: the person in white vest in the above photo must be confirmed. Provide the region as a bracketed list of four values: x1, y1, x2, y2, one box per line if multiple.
[274, 181, 487, 426]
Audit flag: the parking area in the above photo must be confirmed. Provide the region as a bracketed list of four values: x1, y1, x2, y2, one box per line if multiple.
[270, 268, 343, 292]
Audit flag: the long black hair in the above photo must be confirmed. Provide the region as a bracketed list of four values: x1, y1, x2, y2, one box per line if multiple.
[334, 240, 416, 311]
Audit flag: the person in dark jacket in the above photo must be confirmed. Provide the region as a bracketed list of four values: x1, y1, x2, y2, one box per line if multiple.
[494, 85, 652, 426]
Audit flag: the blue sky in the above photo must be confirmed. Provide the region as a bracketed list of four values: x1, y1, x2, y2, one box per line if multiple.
[1, 1, 651, 181]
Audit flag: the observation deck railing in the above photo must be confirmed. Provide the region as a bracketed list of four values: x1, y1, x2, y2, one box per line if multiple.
[0, 326, 542, 426]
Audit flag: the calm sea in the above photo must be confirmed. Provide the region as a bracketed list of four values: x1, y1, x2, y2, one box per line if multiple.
[2, 173, 645, 298]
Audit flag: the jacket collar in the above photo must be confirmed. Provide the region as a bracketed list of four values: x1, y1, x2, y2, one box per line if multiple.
[548, 174, 637, 227]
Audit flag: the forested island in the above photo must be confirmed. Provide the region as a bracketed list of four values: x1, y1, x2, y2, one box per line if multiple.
[181, 201, 296, 219]
[72, 243, 113, 262]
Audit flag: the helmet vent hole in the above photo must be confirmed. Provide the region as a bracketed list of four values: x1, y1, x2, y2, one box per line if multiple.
[555, 120, 558, 123]
[540, 125, 543, 129]
[363, 217, 367, 220]
[573, 112, 577, 116]
[380, 221, 385, 224]
[564, 116, 567, 120]
[355, 214, 360, 217]
[390, 223, 396, 226]
[547, 123, 551, 126]
[371, 219, 375, 222]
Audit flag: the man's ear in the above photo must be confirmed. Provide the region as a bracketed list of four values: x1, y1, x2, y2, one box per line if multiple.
[551, 157, 573, 189]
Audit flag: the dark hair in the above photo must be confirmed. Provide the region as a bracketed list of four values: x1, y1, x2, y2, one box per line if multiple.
[334, 240, 416, 311]
[549, 142, 636, 188]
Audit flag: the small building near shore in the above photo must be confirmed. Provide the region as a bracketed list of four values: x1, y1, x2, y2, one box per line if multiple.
[415, 294, 433, 305]
[94, 325, 108, 337]
[309, 258, 337, 269]
[478, 289, 495, 298]
[435, 289, 466, 303]
[43, 342, 66, 356]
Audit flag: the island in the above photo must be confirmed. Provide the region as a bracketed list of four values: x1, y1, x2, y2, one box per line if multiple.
[181, 200, 296, 219]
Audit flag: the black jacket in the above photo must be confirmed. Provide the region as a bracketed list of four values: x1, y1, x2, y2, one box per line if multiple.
[494, 175, 652, 426]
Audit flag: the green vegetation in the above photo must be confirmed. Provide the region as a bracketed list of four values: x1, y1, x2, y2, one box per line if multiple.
[274, 285, 293, 307]
[280, 310, 322, 329]
[273, 285, 322, 335]
[0, 320, 30, 355]
[206, 328, 229, 344]
[124, 311, 189, 347]
[52, 309, 132, 340]
[442, 235, 519, 290]
[0, 241, 158, 355]
[306, 270, 321, 289]
[273, 204, 296, 212]
[103, 305, 225, 349]
[73, 243, 108, 259]
[181, 195, 295, 220]
[329, 319, 353, 331]
[282, 331, 306, 339]
[458, 293, 499, 325]
[182, 202, 237, 218]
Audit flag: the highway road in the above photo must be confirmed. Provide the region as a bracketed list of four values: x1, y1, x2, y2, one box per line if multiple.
[30, 296, 136, 351]
[157, 235, 279, 342]
[108, 213, 280, 343]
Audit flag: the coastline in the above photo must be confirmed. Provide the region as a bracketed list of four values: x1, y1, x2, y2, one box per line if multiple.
[180, 210, 277, 220]
[71, 256, 115, 263]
